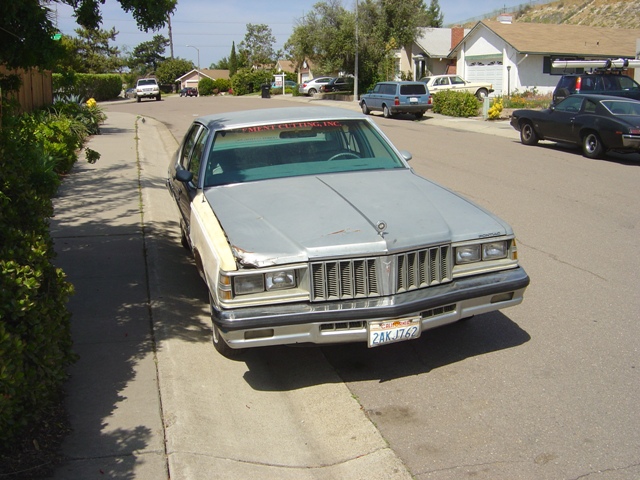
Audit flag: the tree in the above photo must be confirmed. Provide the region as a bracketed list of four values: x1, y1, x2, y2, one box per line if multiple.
[239, 24, 276, 67]
[425, 0, 444, 27]
[61, 0, 177, 32]
[128, 35, 169, 75]
[0, 0, 65, 70]
[1, 0, 176, 73]
[68, 27, 124, 73]
[155, 57, 195, 86]
[287, 0, 356, 75]
[210, 57, 229, 69]
[229, 41, 238, 76]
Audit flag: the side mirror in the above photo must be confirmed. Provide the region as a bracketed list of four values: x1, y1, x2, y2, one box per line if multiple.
[176, 169, 193, 183]
[399, 150, 413, 162]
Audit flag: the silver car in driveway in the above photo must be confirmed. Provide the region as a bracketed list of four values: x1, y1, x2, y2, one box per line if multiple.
[298, 76, 333, 95]
[166, 107, 529, 356]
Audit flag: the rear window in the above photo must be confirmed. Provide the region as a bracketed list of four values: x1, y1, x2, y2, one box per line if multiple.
[400, 84, 427, 95]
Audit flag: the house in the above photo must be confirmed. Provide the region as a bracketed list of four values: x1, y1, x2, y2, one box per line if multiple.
[448, 19, 640, 96]
[399, 27, 469, 80]
[176, 69, 230, 90]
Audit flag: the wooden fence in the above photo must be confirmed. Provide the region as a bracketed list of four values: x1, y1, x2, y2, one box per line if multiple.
[0, 66, 53, 116]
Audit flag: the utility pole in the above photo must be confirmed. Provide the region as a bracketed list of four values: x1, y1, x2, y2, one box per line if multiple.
[168, 14, 174, 58]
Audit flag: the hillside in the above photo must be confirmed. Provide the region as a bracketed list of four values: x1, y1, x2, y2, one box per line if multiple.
[511, 0, 640, 29]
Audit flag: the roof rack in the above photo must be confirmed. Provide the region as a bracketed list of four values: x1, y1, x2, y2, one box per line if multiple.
[552, 58, 640, 73]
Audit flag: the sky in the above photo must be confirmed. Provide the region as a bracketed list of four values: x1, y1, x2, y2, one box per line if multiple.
[50, 0, 543, 67]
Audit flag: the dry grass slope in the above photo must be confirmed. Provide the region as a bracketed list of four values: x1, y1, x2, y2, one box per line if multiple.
[514, 0, 640, 29]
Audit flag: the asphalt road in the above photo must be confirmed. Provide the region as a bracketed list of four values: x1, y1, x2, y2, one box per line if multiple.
[104, 94, 640, 480]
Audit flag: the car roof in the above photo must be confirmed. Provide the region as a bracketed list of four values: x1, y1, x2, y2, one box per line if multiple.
[196, 107, 366, 130]
[559, 93, 639, 102]
[376, 81, 426, 85]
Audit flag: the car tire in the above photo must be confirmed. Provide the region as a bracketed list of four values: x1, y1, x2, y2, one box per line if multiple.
[415, 112, 424, 119]
[137, 96, 141, 103]
[520, 121, 539, 146]
[476, 88, 488, 99]
[361, 101, 370, 115]
[156, 94, 161, 101]
[308, 88, 317, 95]
[582, 132, 604, 159]
[383, 104, 393, 118]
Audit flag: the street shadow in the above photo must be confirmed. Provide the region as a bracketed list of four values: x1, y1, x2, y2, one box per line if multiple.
[512, 140, 640, 165]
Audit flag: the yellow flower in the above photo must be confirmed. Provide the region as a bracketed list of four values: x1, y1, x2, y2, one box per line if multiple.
[86, 98, 97, 108]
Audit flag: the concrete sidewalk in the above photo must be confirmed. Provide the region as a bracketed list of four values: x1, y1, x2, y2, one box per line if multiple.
[51, 110, 414, 479]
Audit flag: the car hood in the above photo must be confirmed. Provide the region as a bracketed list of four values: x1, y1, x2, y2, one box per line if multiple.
[204, 170, 511, 268]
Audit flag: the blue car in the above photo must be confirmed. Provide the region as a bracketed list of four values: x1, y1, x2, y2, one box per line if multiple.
[360, 81, 433, 119]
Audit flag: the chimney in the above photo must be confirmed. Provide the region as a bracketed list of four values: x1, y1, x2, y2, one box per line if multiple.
[451, 27, 464, 49]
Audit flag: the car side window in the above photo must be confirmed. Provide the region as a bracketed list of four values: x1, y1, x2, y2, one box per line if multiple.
[179, 124, 202, 169]
[584, 100, 597, 114]
[556, 96, 583, 113]
[188, 127, 209, 186]
[451, 76, 464, 85]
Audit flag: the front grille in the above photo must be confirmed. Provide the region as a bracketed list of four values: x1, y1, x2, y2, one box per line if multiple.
[310, 245, 451, 302]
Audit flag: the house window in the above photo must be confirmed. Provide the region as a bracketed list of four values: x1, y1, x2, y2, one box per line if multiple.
[544, 56, 584, 75]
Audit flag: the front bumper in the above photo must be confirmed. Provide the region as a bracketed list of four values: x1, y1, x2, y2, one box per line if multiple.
[212, 267, 529, 349]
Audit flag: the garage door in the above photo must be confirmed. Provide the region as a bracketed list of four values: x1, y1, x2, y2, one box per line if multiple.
[467, 60, 503, 96]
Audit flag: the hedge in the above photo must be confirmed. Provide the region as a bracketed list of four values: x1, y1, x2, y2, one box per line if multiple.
[53, 73, 122, 101]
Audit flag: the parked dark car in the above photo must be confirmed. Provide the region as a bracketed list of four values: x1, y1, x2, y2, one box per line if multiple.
[360, 81, 433, 119]
[320, 77, 354, 93]
[510, 94, 640, 159]
[553, 72, 640, 105]
[180, 87, 198, 97]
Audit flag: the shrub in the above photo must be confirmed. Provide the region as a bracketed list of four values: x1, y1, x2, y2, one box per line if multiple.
[212, 78, 231, 93]
[0, 108, 76, 449]
[0, 96, 105, 448]
[488, 98, 504, 120]
[230, 68, 273, 96]
[432, 90, 481, 117]
[198, 77, 215, 96]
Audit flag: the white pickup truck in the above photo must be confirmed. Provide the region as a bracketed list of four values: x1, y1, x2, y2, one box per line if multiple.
[135, 78, 161, 102]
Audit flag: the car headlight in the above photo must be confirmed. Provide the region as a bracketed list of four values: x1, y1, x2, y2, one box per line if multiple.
[482, 241, 508, 260]
[455, 240, 508, 265]
[456, 244, 481, 264]
[266, 271, 296, 290]
[234, 274, 265, 295]
[225, 270, 298, 297]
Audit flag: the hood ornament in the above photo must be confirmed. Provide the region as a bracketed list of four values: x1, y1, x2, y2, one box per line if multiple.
[376, 220, 387, 237]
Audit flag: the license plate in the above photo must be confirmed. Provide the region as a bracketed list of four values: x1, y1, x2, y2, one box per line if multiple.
[368, 317, 421, 347]
[410, 97, 418, 103]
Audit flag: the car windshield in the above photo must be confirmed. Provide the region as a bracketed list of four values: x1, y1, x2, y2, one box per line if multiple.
[138, 79, 156, 85]
[601, 100, 640, 116]
[203, 119, 405, 187]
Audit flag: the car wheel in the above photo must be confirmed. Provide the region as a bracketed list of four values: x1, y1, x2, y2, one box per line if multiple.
[520, 121, 539, 146]
[383, 104, 393, 118]
[210, 295, 243, 358]
[308, 88, 317, 95]
[582, 132, 604, 159]
[415, 112, 424, 119]
[361, 101, 370, 115]
[136, 96, 141, 103]
[156, 94, 161, 101]
[476, 89, 488, 99]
